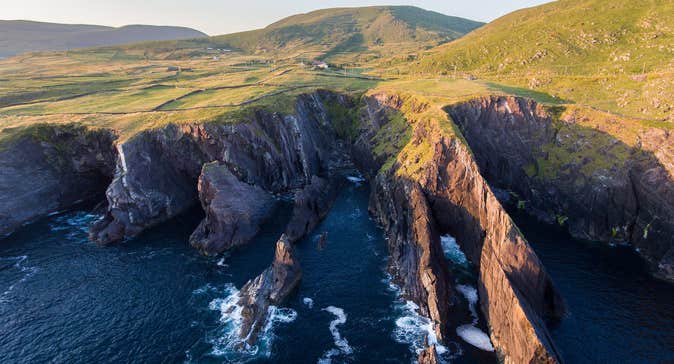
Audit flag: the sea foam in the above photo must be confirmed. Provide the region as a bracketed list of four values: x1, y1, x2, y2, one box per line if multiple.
[440, 235, 468, 266]
[206, 283, 297, 360]
[455, 284, 494, 352]
[318, 306, 353, 363]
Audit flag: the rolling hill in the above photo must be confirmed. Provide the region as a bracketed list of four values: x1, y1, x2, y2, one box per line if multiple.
[0, 20, 207, 57]
[410, 0, 674, 120]
[101, 6, 483, 64]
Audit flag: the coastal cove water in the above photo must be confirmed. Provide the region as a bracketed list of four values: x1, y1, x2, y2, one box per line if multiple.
[0, 180, 494, 364]
[0, 179, 671, 363]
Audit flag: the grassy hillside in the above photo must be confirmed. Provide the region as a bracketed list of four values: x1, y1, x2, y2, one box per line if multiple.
[408, 0, 674, 120]
[95, 6, 483, 65]
[0, 20, 207, 57]
[213, 6, 482, 62]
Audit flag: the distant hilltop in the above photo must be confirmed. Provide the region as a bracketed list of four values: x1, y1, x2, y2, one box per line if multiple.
[0, 20, 207, 57]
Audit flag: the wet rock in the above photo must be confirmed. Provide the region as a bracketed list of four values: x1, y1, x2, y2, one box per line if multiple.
[417, 344, 440, 364]
[0, 124, 117, 237]
[237, 234, 302, 346]
[370, 175, 453, 341]
[189, 162, 275, 255]
[285, 175, 343, 242]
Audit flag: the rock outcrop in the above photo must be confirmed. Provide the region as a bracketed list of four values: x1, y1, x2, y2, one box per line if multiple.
[236, 234, 302, 346]
[285, 175, 343, 242]
[189, 162, 275, 255]
[448, 96, 674, 281]
[0, 124, 117, 237]
[417, 344, 440, 364]
[356, 92, 564, 364]
[91, 91, 344, 245]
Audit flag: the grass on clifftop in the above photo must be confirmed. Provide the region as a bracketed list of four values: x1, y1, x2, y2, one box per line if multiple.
[405, 0, 674, 121]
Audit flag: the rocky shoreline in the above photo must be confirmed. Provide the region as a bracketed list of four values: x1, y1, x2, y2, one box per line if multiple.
[1, 90, 672, 363]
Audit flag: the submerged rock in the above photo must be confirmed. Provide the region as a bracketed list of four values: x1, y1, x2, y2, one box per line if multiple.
[190, 162, 275, 255]
[237, 234, 302, 346]
[285, 175, 343, 243]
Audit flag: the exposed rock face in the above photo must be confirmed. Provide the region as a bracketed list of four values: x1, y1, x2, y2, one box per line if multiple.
[0, 125, 117, 237]
[189, 162, 275, 255]
[237, 234, 301, 346]
[370, 174, 453, 341]
[285, 175, 343, 243]
[357, 93, 564, 364]
[448, 96, 674, 281]
[417, 344, 440, 364]
[91, 91, 343, 245]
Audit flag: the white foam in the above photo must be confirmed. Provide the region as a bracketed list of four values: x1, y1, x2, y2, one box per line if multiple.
[456, 325, 494, 352]
[454, 284, 494, 351]
[216, 257, 228, 267]
[392, 300, 447, 355]
[346, 175, 366, 184]
[456, 285, 478, 324]
[318, 306, 353, 363]
[441, 235, 468, 266]
[303, 297, 314, 308]
[206, 284, 297, 360]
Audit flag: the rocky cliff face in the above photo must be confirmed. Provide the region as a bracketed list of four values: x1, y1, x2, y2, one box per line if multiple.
[356, 92, 564, 364]
[447, 96, 674, 281]
[0, 124, 117, 237]
[189, 161, 275, 255]
[91, 91, 343, 246]
[285, 175, 343, 243]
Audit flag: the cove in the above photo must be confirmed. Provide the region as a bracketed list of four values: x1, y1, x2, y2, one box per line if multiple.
[0, 180, 497, 363]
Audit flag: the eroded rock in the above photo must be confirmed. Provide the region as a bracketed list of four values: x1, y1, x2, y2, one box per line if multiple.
[448, 96, 674, 281]
[0, 124, 117, 237]
[357, 92, 564, 364]
[189, 162, 275, 255]
[285, 175, 343, 243]
[237, 234, 302, 346]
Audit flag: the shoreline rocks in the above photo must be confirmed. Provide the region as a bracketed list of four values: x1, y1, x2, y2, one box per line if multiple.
[189, 161, 275, 255]
[448, 96, 674, 282]
[236, 234, 302, 346]
[356, 92, 564, 363]
[0, 124, 117, 237]
[285, 175, 343, 243]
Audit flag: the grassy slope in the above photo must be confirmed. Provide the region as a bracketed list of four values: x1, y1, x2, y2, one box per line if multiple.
[409, 0, 674, 120]
[89, 6, 482, 65]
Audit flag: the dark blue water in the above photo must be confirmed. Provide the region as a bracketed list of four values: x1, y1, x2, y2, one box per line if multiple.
[509, 210, 674, 364]
[0, 180, 496, 364]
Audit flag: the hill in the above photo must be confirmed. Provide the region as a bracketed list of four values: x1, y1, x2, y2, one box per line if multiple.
[213, 6, 483, 62]
[100, 6, 483, 64]
[409, 0, 674, 120]
[0, 20, 207, 57]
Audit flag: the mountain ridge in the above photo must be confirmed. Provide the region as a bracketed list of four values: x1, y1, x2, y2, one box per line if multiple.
[0, 20, 207, 57]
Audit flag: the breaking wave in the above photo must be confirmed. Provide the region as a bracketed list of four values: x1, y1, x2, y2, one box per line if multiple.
[384, 274, 461, 363]
[205, 283, 297, 361]
[440, 235, 468, 267]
